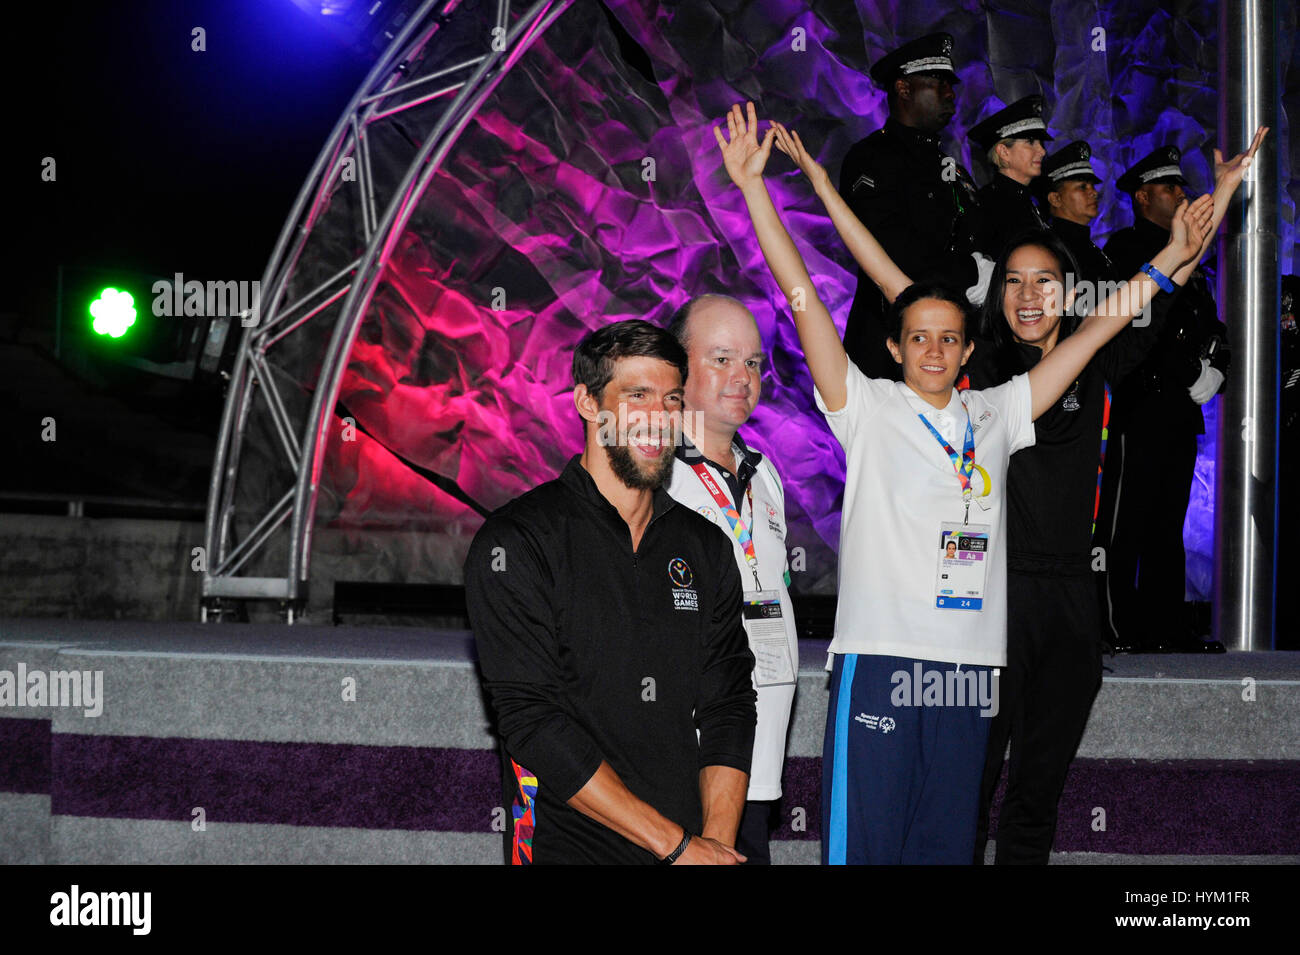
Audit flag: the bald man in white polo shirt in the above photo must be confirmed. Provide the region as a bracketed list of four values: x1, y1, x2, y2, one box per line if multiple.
[665, 294, 799, 864]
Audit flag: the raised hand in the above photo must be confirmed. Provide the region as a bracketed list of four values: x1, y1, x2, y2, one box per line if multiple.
[1213, 125, 1268, 195]
[1168, 193, 1214, 267]
[771, 122, 832, 193]
[713, 101, 776, 189]
[1168, 127, 1268, 280]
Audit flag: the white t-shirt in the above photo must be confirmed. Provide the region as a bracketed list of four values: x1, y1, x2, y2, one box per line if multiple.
[815, 363, 1035, 667]
[666, 445, 797, 802]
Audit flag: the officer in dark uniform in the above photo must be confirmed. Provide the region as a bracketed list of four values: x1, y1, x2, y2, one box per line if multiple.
[968, 95, 1052, 259]
[1102, 147, 1229, 652]
[838, 32, 982, 379]
[1036, 141, 1120, 288]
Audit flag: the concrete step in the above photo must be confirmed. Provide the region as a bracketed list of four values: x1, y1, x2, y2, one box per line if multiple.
[2, 621, 1296, 864]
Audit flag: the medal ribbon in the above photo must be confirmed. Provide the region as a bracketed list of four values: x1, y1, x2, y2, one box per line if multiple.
[690, 461, 762, 589]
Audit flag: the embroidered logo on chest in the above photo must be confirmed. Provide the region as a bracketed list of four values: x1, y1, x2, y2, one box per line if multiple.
[669, 558, 698, 612]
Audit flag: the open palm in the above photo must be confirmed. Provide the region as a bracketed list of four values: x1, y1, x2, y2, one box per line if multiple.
[1168, 194, 1214, 265]
[1214, 125, 1268, 193]
[714, 101, 775, 188]
[772, 122, 832, 192]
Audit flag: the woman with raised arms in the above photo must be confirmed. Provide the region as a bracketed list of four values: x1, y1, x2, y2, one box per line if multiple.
[712, 100, 1255, 865]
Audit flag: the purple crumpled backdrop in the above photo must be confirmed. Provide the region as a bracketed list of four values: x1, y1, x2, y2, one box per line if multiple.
[311, 0, 1297, 597]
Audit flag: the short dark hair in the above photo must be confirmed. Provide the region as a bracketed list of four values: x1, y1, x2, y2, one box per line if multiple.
[572, 319, 688, 401]
[887, 280, 971, 344]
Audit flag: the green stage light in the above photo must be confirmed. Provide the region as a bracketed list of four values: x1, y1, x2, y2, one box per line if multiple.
[90, 287, 137, 339]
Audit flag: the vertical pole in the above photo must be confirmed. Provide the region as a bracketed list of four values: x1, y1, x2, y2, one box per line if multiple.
[1214, 0, 1280, 650]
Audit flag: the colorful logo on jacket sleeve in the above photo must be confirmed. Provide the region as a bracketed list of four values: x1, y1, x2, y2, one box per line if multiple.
[668, 557, 699, 611]
[510, 758, 537, 865]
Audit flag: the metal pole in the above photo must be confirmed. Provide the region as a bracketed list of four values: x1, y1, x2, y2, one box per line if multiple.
[1214, 0, 1281, 650]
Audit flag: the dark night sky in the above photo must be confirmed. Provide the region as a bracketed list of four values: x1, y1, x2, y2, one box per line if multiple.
[7, 0, 374, 331]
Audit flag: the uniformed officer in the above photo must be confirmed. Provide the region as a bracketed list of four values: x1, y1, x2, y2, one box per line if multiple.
[838, 32, 982, 379]
[1036, 140, 1120, 288]
[1102, 146, 1229, 652]
[969, 95, 1052, 259]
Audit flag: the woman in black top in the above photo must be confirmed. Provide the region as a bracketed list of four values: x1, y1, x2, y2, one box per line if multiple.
[963, 228, 1169, 864]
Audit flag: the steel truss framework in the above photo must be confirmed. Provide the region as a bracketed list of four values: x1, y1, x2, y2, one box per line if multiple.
[202, 0, 573, 621]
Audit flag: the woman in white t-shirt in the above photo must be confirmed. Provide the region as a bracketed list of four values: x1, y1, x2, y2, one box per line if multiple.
[711, 101, 1252, 864]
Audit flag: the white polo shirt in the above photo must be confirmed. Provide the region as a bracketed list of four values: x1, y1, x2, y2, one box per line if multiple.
[666, 438, 798, 802]
[816, 362, 1035, 667]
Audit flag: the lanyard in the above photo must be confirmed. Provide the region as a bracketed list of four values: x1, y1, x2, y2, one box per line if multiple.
[690, 461, 762, 590]
[917, 403, 989, 525]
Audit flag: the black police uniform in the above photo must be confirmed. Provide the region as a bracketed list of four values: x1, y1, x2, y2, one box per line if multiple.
[839, 33, 981, 379]
[1102, 157, 1228, 649]
[1038, 141, 1119, 288]
[1051, 218, 1119, 287]
[966, 291, 1177, 864]
[975, 175, 1049, 258]
[968, 96, 1052, 258]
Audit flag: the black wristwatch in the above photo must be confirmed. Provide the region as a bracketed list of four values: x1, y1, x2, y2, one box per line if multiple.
[659, 832, 692, 865]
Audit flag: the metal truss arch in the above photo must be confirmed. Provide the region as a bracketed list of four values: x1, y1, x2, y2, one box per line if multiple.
[202, 0, 573, 620]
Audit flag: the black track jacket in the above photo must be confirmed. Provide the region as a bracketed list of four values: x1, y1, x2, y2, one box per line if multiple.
[466, 455, 756, 864]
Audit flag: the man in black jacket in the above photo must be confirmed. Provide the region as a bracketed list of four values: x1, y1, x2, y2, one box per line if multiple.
[1102, 147, 1229, 652]
[838, 32, 982, 379]
[465, 320, 757, 864]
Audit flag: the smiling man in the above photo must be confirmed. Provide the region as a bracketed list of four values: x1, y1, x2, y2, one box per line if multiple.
[665, 294, 798, 864]
[465, 319, 757, 864]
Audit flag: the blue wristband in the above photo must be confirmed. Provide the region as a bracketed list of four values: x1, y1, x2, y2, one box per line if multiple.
[1141, 262, 1175, 293]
